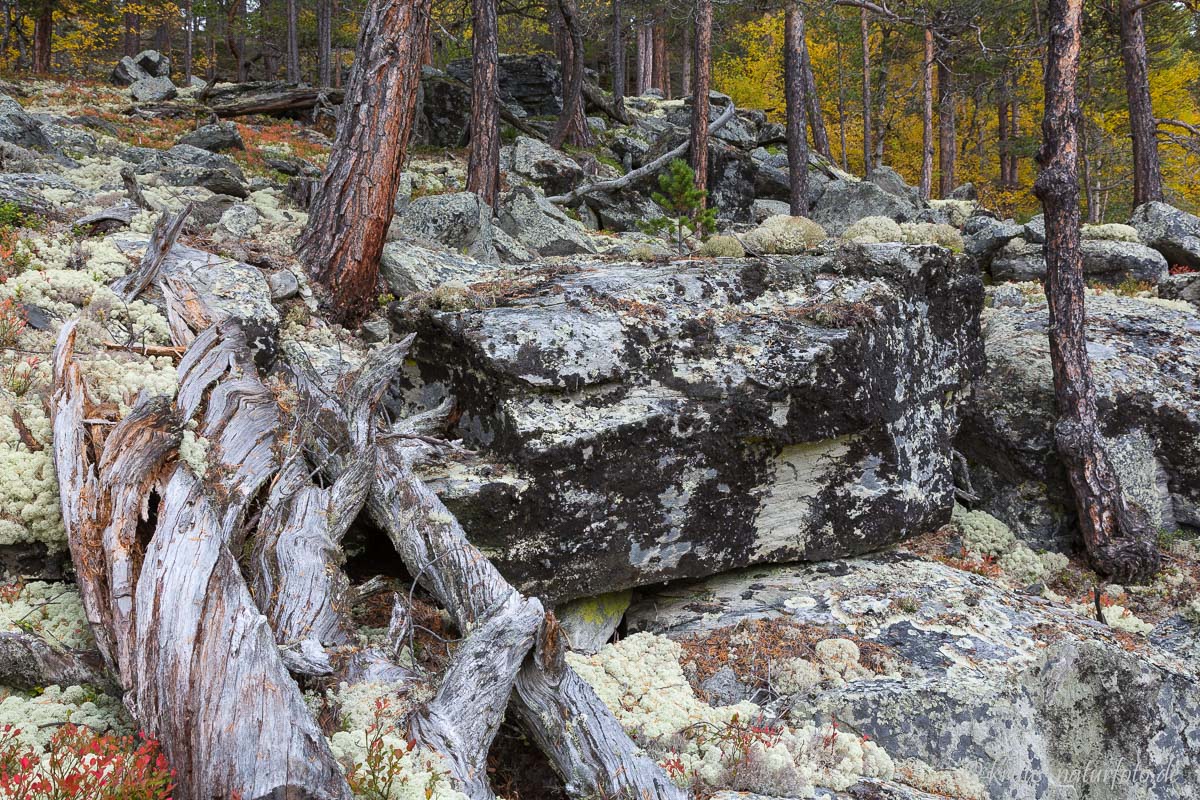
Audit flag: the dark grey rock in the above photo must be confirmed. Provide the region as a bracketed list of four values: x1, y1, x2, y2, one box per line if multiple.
[991, 237, 1169, 285]
[447, 53, 563, 117]
[1158, 271, 1200, 308]
[111, 51, 169, 86]
[177, 122, 244, 153]
[948, 182, 977, 201]
[962, 214, 1021, 264]
[700, 666, 751, 706]
[867, 166, 920, 206]
[393, 191, 497, 263]
[394, 244, 984, 601]
[360, 317, 391, 343]
[266, 269, 300, 302]
[219, 204, 259, 237]
[135, 143, 249, 198]
[1023, 213, 1045, 244]
[508, 136, 585, 195]
[416, 70, 470, 147]
[265, 155, 319, 177]
[1130, 201, 1200, 270]
[582, 188, 663, 232]
[0, 94, 56, 153]
[706, 142, 755, 223]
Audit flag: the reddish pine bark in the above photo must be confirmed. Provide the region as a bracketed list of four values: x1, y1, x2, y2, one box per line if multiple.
[550, 0, 593, 148]
[784, 4, 809, 215]
[467, 0, 501, 205]
[920, 27, 934, 201]
[33, 4, 52, 72]
[799, 31, 830, 159]
[297, 0, 432, 324]
[937, 55, 956, 196]
[1034, 0, 1162, 583]
[611, 0, 625, 111]
[859, 8, 872, 176]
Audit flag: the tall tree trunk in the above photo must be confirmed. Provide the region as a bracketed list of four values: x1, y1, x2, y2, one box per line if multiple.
[635, 21, 650, 94]
[184, 0, 194, 82]
[919, 27, 934, 201]
[680, 26, 692, 97]
[296, 0, 432, 324]
[859, 8, 872, 176]
[871, 26, 891, 170]
[549, 0, 592, 148]
[998, 94, 1010, 186]
[784, 4, 809, 215]
[1008, 89, 1020, 185]
[836, 25, 849, 170]
[123, 11, 139, 57]
[1034, 0, 1162, 583]
[689, 0, 712, 203]
[285, 0, 301, 82]
[317, 0, 333, 86]
[153, 21, 169, 53]
[652, 18, 669, 96]
[1117, 0, 1163, 206]
[937, 54, 955, 196]
[799, 31, 830, 159]
[32, 3, 51, 72]
[610, 0, 625, 112]
[467, 0, 500, 206]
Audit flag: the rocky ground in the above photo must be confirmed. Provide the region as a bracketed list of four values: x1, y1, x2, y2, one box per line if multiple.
[0, 59, 1197, 800]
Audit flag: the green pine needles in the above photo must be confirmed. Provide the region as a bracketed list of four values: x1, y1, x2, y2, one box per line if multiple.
[640, 159, 717, 253]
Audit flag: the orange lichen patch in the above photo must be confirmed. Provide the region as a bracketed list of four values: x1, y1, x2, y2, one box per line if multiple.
[677, 618, 899, 692]
[234, 119, 330, 177]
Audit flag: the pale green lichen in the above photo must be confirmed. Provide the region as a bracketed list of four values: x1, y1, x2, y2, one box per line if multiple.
[0, 685, 130, 754]
[0, 582, 92, 649]
[928, 198, 976, 228]
[696, 235, 746, 258]
[900, 222, 965, 253]
[1081, 223, 1139, 243]
[744, 216, 827, 254]
[841, 216, 903, 244]
[952, 505, 1016, 558]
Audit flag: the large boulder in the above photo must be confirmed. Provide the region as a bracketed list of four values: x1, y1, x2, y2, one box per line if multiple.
[111, 50, 171, 85]
[177, 122, 245, 153]
[867, 166, 920, 206]
[1159, 271, 1200, 309]
[706, 142, 756, 223]
[495, 187, 596, 256]
[626, 552, 1200, 800]
[393, 191, 498, 263]
[991, 237, 1169, 284]
[129, 76, 178, 103]
[962, 214, 1022, 265]
[447, 53, 563, 117]
[380, 240, 496, 295]
[1130, 201, 1200, 271]
[417, 68, 471, 147]
[958, 288, 1200, 549]
[581, 188, 663, 232]
[508, 136, 585, 196]
[811, 179, 922, 236]
[391, 244, 984, 601]
[0, 94, 56, 154]
[135, 144, 249, 198]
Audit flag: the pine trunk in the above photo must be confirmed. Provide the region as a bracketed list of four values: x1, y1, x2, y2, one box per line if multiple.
[32, 4, 51, 72]
[317, 0, 333, 86]
[296, 0, 432, 324]
[653, 21, 669, 97]
[183, 0, 193, 83]
[919, 27, 934, 201]
[860, 8, 872, 176]
[937, 55, 955, 196]
[1118, 0, 1163, 205]
[467, 0, 500, 205]
[1008, 92, 1020, 185]
[1034, 0, 1162, 583]
[800, 31, 830, 159]
[784, 4, 808, 215]
[286, 0, 301, 82]
[689, 0, 712, 201]
[550, 0, 593, 148]
[611, 0, 625, 111]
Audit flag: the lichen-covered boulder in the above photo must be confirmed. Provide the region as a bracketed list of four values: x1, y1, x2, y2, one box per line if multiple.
[391, 244, 983, 601]
[393, 191, 498, 264]
[135, 144, 249, 198]
[129, 76, 178, 103]
[177, 122, 244, 153]
[495, 186, 596, 257]
[415, 69, 471, 147]
[1130, 201, 1200, 270]
[626, 553, 1200, 800]
[811, 179, 922, 236]
[379, 240, 496, 295]
[866, 166, 920, 206]
[991, 237, 1169, 285]
[447, 53, 563, 117]
[111, 50, 170, 85]
[958, 287, 1200, 549]
[0, 94, 56, 154]
[507, 136, 585, 196]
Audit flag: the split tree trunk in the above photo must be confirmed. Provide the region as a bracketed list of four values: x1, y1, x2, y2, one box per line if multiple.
[1117, 0, 1163, 206]
[784, 4, 809, 215]
[1034, 0, 1162, 584]
[689, 0, 712, 202]
[799, 31, 830, 159]
[467, 0, 501, 205]
[919, 27, 934, 201]
[859, 8, 872, 176]
[296, 0, 432, 324]
[549, 0, 593, 148]
[937, 54, 956, 196]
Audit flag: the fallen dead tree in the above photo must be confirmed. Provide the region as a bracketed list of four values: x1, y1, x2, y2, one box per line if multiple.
[205, 81, 347, 118]
[49, 219, 688, 798]
[547, 97, 736, 205]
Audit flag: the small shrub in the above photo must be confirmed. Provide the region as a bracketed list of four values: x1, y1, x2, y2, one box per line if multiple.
[0, 299, 27, 348]
[0, 202, 23, 229]
[344, 700, 419, 800]
[743, 215, 826, 254]
[696, 235, 745, 258]
[900, 222, 965, 252]
[1115, 276, 1153, 296]
[842, 216, 903, 244]
[639, 159, 717, 252]
[0, 724, 173, 800]
[628, 244, 659, 262]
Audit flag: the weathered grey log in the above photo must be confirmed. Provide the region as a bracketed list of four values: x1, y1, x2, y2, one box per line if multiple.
[53, 321, 353, 800]
[112, 204, 192, 302]
[209, 83, 346, 118]
[74, 201, 138, 234]
[120, 165, 154, 210]
[547, 99, 735, 205]
[0, 632, 113, 692]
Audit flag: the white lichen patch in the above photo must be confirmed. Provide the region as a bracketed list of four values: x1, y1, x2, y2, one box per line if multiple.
[0, 581, 92, 649]
[570, 632, 894, 795]
[0, 685, 130, 754]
